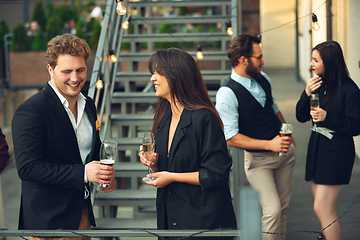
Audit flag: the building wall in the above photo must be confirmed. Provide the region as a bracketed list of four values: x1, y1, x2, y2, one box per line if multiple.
[298, 0, 312, 82]
[345, 0, 360, 156]
[259, 0, 296, 68]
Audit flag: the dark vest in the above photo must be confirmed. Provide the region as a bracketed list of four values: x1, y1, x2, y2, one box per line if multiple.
[222, 76, 281, 152]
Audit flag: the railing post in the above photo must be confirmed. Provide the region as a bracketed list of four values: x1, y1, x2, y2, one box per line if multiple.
[240, 187, 262, 240]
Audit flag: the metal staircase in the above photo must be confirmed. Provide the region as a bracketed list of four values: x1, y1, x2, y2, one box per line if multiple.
[88, 0, 243, 231]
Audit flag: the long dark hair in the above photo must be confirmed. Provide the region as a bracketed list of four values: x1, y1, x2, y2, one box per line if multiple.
[148, 48, 223, 132]
[313, 41, 350, 112]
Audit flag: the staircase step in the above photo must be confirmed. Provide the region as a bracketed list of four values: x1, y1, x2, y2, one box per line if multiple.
[111, 92, 156, 103]
[93, 217, 157, 230]
[111, 138, 142, 151]
[113, 162, 148, 177]
[129, 0, 231, 8]
[111, 91, 217, 103]
[115, 70, 229, 82]
[129, 16, 231, 25]
[119, 51, 228, 62]
[111, 113, 154, 120]
[94, 189, 156, 206]
[122, 33, 229, 42]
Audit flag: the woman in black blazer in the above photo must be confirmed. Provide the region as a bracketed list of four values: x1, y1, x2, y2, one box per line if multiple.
[139, 48, 237, 239]
[296, 41, 360, 240]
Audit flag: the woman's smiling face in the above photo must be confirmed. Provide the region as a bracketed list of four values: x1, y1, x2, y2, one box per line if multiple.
[150, 71, 171, 101]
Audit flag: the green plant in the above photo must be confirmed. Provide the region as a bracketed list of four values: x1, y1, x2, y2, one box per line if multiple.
[209, 26, 220, 48]
[11, 23, 31, 52]
[32, 0, 47, 31]
[45, 15, 63, 42]
[154, 24, 179, 49]
[55, 4, 78, 26]
[31, 27, 47, 51]
[89, 18, 101, 50]
[0, 19, 9, 50]
[45, 0, 54, 17]
[75, 17, 87, 41]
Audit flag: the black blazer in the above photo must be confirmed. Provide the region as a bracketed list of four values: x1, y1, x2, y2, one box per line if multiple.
[155, 108, 237, 236]
[12, 83, 101, 230]
[296, 79, 360, 184]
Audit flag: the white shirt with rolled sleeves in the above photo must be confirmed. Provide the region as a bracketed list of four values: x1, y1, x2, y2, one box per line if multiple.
[216, 70, 280, 141]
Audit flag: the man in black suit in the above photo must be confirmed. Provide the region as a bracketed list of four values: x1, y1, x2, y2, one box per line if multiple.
[12, 34, 115, 239]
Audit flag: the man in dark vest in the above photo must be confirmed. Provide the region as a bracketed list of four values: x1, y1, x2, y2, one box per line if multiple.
[216, 34, 296, 240]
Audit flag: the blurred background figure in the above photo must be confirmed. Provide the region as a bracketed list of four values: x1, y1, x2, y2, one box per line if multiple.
[26, 20, 39, 38]
[85, 2, 103, 23]
[63, 19, 76, 35]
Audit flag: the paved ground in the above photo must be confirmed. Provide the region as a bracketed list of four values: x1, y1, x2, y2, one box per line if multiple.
[1, 68, 360, 239]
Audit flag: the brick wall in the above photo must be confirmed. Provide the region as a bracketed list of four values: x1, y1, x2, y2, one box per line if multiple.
[9, 51, 48, 87]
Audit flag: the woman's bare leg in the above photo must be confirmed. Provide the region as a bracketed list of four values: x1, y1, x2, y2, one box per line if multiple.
[311, 181, 342, 240]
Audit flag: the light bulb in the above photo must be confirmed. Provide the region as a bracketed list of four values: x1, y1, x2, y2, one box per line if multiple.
[226, 20, 233, 36]
[96, 79, 103, 89]
[116, 1, 126, 15]
[111, 54, 117, 62]
[311, 13, 320, 31]
[196, 51, 203, 60]
[122, 20, 129, 29]
[109, 50, 117, 62]
[227, 27, 233, 36]
[196, 45, 203, 60]
[312, 22, 320, 31]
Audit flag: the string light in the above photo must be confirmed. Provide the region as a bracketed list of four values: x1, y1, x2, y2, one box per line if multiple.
[115, 0, 127, 15]
[96, 79, 103, 89]
[122, 16, 131, 29]
[109, 49, 117, 62]
[311, 13, 320, 31]
[196, 45, 203, 60]
[108, 0, 327, 62]
[226, 20, 233, 36]
[258, 34, 262, 47]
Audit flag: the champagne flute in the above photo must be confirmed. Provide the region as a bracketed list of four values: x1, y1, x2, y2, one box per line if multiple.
[279, 123, 293, 157]
[142, 132, 156, 182]
[310, 93, 320, 130]
[99, 140, 118, 187]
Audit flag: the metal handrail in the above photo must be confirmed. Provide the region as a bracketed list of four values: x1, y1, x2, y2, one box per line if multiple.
[0, 229, 240, 238]
[88, 0, 128, 140]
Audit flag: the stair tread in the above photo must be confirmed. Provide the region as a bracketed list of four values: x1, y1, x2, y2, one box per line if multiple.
[93, 217, 157, 230]
[116, 70, 229, 76]
[113, 162, 146, 172]
[95, 189, 156, 201]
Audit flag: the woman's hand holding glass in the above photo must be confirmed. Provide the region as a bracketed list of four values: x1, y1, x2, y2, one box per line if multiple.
[310, 107, 327, 123]
[139, 133, 159, 182]
[139, 145, 159, 170]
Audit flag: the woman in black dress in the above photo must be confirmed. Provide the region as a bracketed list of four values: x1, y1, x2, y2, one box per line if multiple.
[139, 48, 237, 239]
[296, 41, 360, 240]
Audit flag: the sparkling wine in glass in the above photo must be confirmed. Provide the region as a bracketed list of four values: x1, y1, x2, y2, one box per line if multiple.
[142, 132, 156, 182]
[310, 93, 319, 129]
[99, 140, 118, 187]
[279, 123, 293, 157]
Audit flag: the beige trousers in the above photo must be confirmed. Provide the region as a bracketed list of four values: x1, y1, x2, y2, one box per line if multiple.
[244, 144, 296, 240]
[30, 201, 91, 240]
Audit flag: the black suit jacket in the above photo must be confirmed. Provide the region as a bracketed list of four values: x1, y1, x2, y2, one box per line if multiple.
[12, 82, 101, 230]
[155, 108, 237, 235]
[296, 79, 360, 184]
